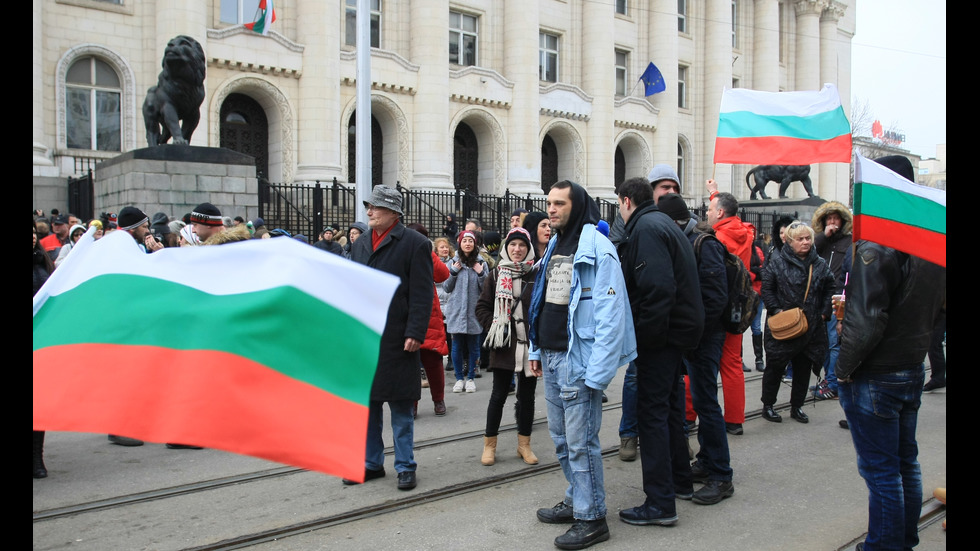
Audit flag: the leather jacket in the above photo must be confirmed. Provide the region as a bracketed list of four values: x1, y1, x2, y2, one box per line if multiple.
[836, 241, 946, 379]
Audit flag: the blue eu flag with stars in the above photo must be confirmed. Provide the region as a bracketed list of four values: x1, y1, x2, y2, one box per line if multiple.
[640, 62, 666, 96]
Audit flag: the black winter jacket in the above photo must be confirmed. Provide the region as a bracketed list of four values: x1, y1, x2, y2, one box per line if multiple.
[836, 242, 946, 379]
[618, 201, 704, 351]
[761, 244, 835, 370]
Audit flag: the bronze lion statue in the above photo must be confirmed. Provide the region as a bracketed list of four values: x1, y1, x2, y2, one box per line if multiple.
[142, 35, 206, 146]
[744, 165, 814, 200]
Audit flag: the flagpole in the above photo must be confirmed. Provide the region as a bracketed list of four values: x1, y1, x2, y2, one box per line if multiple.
[355, 0, 372, 223]
[628, 79, 642, 97]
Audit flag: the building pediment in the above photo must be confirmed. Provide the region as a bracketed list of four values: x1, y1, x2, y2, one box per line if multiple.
[449, 66, 514, 109]
[539, 83, 593, 121]
[340, 49, 419, 95]
[207, 27, 304, 78]
[613, 96, 659, 131]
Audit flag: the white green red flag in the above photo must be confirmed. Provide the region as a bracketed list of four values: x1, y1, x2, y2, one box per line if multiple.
[245, 0, 276, 35]
[852, 154, 946, 267]
[714, 84, 852, 165]
[33, 230, 398, 480]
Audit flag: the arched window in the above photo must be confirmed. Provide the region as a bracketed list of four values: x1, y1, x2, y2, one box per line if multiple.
[65, 57, 121, 151]
[677, 141, 686, 192]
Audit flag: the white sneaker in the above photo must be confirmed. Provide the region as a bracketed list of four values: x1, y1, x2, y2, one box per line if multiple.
[465, 379, 476, 393]
[452, 380, 465, 393]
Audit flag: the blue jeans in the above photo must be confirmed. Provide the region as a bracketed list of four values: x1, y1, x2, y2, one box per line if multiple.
[619, 361, 638, 438]
[685, 330, 732, 481]
[751, 300, 763, 337]
[542, 348, 606, 521]
[365, 400, 416, 473]
[823, 319, 840, 391]
[839, 365, 924, 551]
[451, 333, 480, 380]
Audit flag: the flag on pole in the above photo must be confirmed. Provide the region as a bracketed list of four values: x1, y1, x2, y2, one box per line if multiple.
[852, 153, 946, 267]
[714, 84, 852, 165]
[245, 0, 276, 35]
[639, 62, 666, 96]
[33, 230, 399, 480]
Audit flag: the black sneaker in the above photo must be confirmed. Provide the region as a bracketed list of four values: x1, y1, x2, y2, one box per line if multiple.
[342, 466, 386, 485]
[690, 460, 709, 483]
[554, 518, 610, 550]
[396, 471, 417, 490]
[725, 423, 743, 435]
[692, 480, 734, 505]
[618, 503, 678, 526]
[537, 501, 575, 524]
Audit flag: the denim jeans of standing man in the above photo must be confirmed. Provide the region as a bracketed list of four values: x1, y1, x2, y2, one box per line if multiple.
[839, 365, 924, 551]
[619, 361, 638, 438]
[685, 330, 732, 481]
[822, 319, 840, 392]
[542, 348, 606, 521]
[365, 400, 416, 474]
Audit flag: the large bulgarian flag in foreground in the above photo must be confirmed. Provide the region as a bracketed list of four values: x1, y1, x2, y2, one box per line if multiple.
[853, 154, 946, 267]
[33, 230, 398, 480]
[714, 84, 852, 165]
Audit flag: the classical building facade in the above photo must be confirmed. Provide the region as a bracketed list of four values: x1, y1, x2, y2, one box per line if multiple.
[33, 0, 855, 211]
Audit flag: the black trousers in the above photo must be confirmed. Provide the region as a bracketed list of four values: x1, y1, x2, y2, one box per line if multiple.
[485, 368, 537, 437]
[762, 353, 813, 408]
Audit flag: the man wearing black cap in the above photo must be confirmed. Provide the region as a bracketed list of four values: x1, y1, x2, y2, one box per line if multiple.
[190, 202, 225, 243]
[658, 192, 735, 505]
[615, 178, 703, 527]
[314, 226, 344, 256]
[40, 215, 71, 259]
[347, 186, 432, 491]
[118, 206, 163, 253]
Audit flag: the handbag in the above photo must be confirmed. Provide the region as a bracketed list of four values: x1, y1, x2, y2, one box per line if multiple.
[767, 265, 813, 341]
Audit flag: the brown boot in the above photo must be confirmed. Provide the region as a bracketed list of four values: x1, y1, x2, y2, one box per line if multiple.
[517, 434, 539, 465]
[481, 436, 497, 466]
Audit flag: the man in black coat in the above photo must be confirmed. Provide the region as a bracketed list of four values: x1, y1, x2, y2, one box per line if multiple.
[616, 178, 704, 527]
[346, 186, 433, 491]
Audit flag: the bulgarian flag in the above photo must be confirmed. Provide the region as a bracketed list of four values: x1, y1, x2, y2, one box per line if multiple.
[853, 153, 946, 267]
[245, 0, 276, 35]
[714, 84, 852, 165]
[33, 230, 398, 481]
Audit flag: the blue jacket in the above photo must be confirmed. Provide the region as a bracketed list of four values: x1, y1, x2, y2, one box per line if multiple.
[529, 224, 637, 390]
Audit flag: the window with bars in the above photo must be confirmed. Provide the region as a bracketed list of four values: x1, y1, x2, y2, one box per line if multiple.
[65, 57, 121, 151]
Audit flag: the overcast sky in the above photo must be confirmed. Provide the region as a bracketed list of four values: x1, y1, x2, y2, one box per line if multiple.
[851, 0, 946, 158]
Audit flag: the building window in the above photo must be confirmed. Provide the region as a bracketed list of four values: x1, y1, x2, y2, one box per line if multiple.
[677, 142, 686, 192]
[345, 0, 381, 48]
[677, 0, 687, 33]
[732, 0, 739, 49]
[65, 57, 121, 151]
[778, 2, 785, 62]
[677, 65, 688, 109]
[449, 11, 478, 66]
[732, 77, 740, 88]
[615, 50, 628, 96]
[220, 0, 261, 25]
[539, 32, 559, 83]
[615, 0, 627, 16]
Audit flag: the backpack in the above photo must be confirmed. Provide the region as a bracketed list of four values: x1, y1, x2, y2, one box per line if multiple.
[693, 234, 761, 334]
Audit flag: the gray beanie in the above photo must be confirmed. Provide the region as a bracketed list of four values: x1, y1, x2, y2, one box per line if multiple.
[647, 164, 681, 187]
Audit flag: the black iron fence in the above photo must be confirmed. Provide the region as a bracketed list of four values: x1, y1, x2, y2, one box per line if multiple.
[258, 179, 798, 245]
[67, 169, 95, 222]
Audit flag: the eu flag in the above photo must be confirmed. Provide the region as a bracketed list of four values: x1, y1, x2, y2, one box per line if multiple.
[639, 62, 666, 96]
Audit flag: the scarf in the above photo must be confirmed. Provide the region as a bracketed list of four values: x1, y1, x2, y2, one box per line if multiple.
[484, 236, 535, 351]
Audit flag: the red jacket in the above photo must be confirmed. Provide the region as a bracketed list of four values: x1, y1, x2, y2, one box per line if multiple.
[421, 251, 450, 355]
[712, 216, 753, 269]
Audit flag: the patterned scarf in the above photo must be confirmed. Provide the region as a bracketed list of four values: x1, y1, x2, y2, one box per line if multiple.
[484, 228, 535, 350]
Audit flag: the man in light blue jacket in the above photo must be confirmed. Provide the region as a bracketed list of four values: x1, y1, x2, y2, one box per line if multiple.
[529, 180, 637, 550]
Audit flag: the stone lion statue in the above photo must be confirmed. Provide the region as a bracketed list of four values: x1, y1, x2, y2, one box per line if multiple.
[142, 35, 206, 146]
[744, 165, 814, 200]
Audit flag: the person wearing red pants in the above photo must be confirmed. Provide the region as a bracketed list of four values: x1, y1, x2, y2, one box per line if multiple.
[704, 180, 752, 434]
[407, 223, 449, 417]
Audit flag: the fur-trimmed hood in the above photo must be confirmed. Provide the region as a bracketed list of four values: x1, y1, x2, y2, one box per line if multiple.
[811, 201, 852, 235]
[203, 224, 252, 245]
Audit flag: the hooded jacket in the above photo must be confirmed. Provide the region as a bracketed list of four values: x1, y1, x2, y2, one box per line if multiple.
[713, 215, 753, 268]
[528, 183, 637, 390]
[812, 201, 853, 288]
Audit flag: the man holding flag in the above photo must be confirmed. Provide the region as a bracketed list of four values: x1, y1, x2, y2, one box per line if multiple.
[837, 155, 946, 551]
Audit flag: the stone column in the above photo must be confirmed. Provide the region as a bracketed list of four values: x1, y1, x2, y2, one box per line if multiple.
[819, 2, 848, 199]
[704, 0, 733, 195]
[753, 0, 780, 92]
[580, 0, 615, 197]
[155, 1, 208, 145]
[503, 0, 540, 194]
[294, 0, 342, 184]
[793, 0, 826, 197]
[649, 0, 678, 173]
[410, 0, 452, 190]
[33, 0, 51, 166]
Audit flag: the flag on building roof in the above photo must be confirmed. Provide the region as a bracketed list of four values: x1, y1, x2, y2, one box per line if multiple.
[33, 230, 398, 480]
[639, 62, 666, 96]
[245, 0, 276, 35]
[714, 84, 852, 165]
[852, 153, 946, 267]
